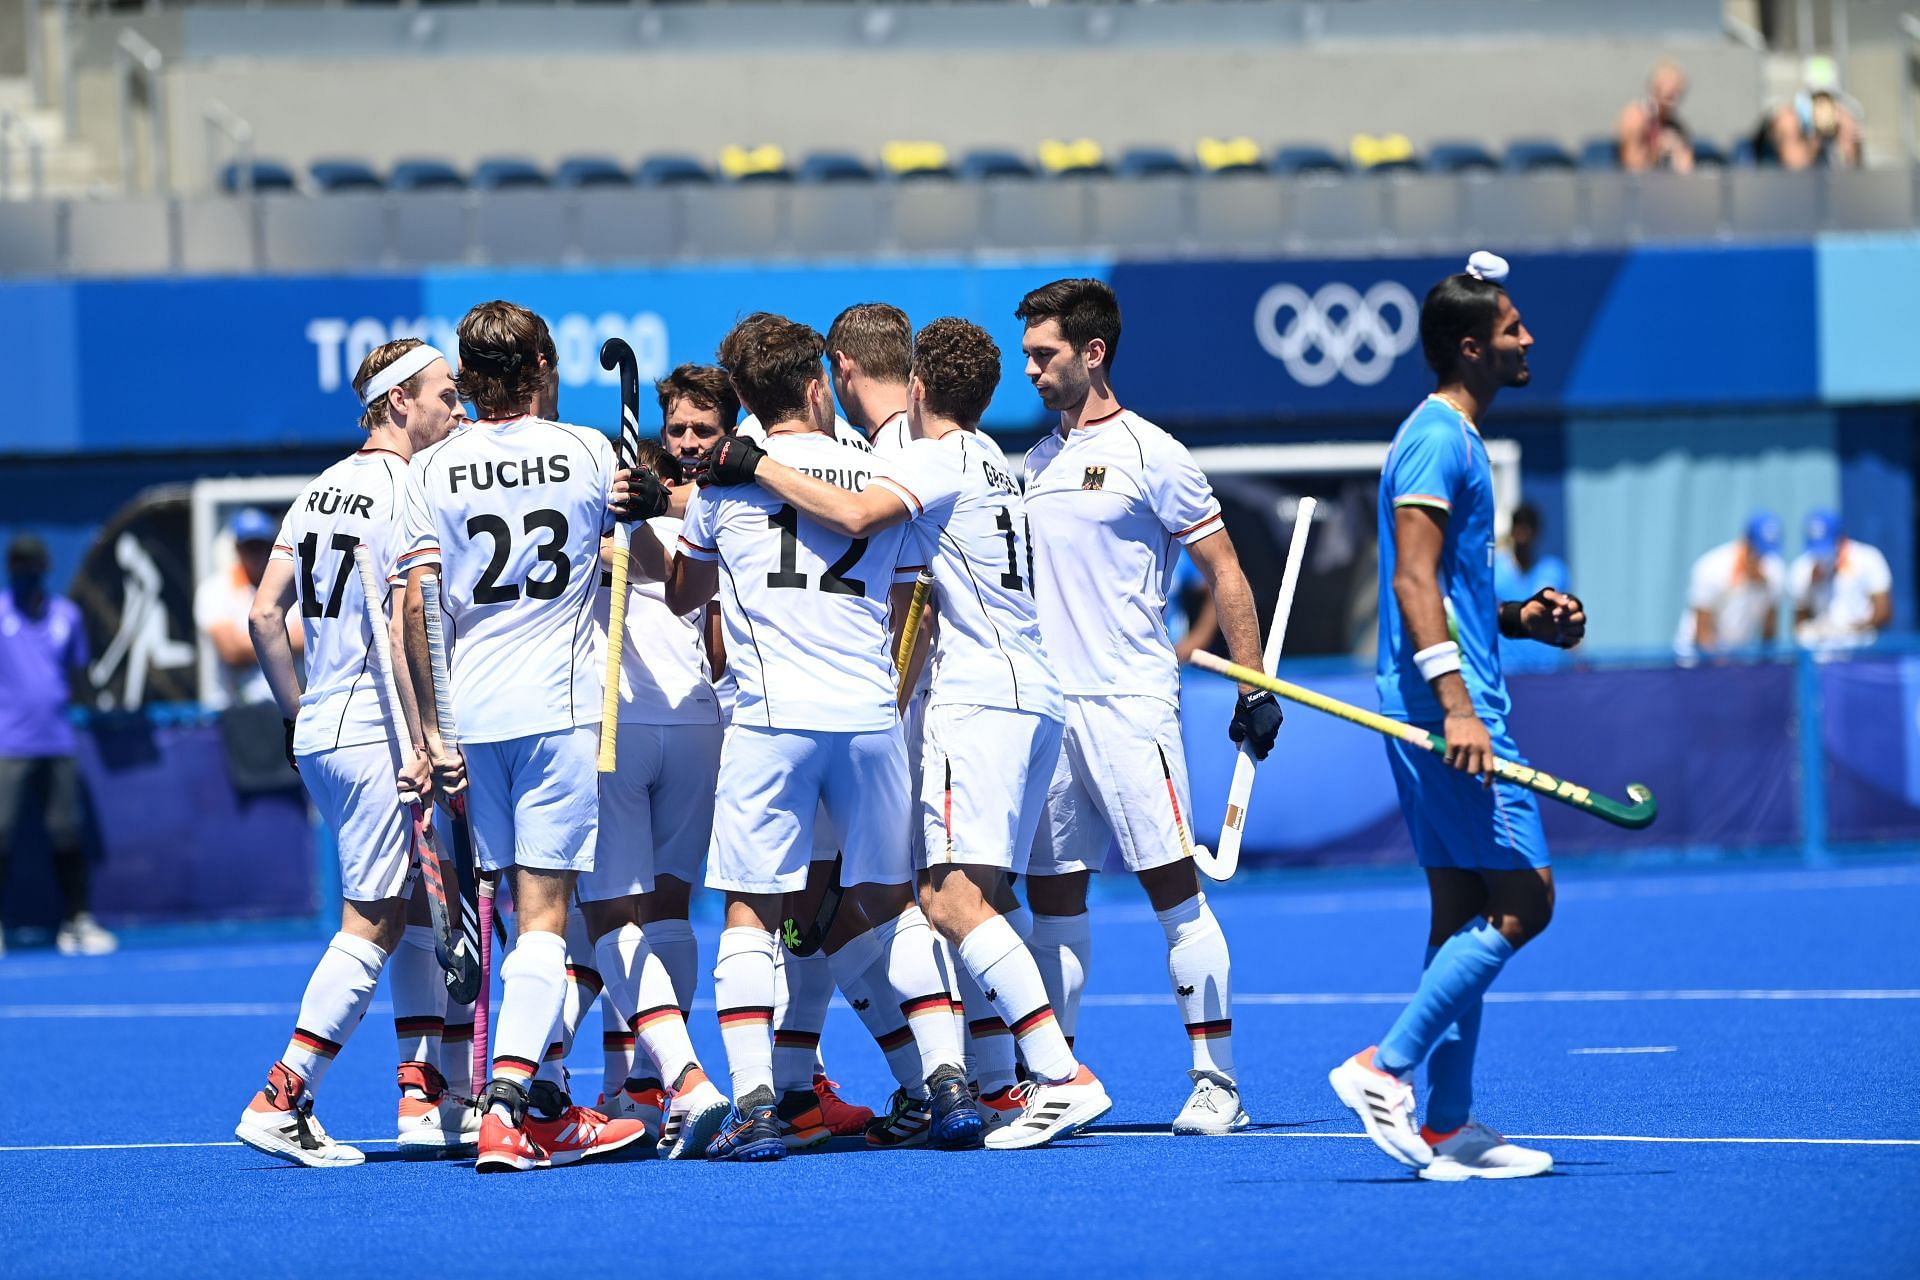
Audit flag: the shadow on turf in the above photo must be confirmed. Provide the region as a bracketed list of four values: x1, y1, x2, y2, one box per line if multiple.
[1073, 1120, 1329, 1136]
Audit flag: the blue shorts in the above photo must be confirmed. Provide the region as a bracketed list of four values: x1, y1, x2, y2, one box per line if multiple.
[1384, 719, 1551, 872]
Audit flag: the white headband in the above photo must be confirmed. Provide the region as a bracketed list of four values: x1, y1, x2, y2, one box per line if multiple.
[1466, 250, 1510, 283]
[360, 344, 448, 407]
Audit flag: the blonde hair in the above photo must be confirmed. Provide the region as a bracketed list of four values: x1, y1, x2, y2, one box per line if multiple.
[353, 338, 429, 431]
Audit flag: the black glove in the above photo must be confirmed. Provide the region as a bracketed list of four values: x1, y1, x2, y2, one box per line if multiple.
[701, 434, 766, 487]
[1228, 690, 1283, 761]
[283, 718, 299, 772]
[613, 465, 670, 523]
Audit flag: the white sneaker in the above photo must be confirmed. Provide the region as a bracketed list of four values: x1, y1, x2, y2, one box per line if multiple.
[659, 1068, 731, 1160]
[1328, 1046, 1431, 1169]
[56, 913, 117, 956]
[396, 1063, 478, 1159]
[235, 1066, 363, 1168]
[1171, 1069, 1250, 1135]
[1419, 1121, 1554, 1181]
[601, 1084, 667, 1146]
[985, 1067, 1114, 1150]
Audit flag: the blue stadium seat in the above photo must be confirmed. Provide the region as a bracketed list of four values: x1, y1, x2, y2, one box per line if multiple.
[309, 158, 384, 193]
[1690, 137, 1729, 167]
[1426, 140, 1501, 174]
[1271, 145, 1347, 176]
[472, 157, 549, 191]
[1731, 138, 1761, 168]
[638, 154, 714, 187]
[553, 156, 632, 189]
[1503, 138, 1576, 172]
[389, 158, 467, 192]
[1579, 138, 1621, 169]
[798, 152, 876, 184]
[1117, 147, 1191, 178]
[219, 159, 296, 193]
[959, 149, 1036, 181]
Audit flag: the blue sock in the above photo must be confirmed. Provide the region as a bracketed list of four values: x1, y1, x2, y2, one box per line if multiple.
[1375, 919, 1511, 1078]
[1420, 944, 1483, 1135]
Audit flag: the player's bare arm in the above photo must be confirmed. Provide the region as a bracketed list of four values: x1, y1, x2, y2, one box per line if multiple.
[1392, 504, 1491, 778]
[700, 433, 911, 539]
[401, 565, 464, 796]
[662, 550, 719, 616]
[382, 597, 432, 799]
[247, 559, 303, 723]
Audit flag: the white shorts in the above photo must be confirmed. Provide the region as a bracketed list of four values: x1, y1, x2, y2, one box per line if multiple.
[708, 724, 911, 895]
[1030, 694, 1195, 877]
[921, 704, 1062, 873]
[712, 721, 841, 865]
[583, 720, 721, 902]
[462, 726, 599, 875]
[299, 740, 413, 903]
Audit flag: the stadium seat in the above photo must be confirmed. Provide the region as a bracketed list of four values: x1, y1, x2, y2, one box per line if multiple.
[1690, 137, 1729, 167]
[719, 144, 792, 183]
[1579, 138, 1621, 169]
[308, 158, 384, 193]
[637, 154, 714, 187]
[472, 157, 550, 191]
[1117, 147, 1191, 179]
[1350, 133, 1421, 173]
[1195, 136, 1266, 176]
[881, 141, 953, 180]
[1731, 137, 1761, 167]
[1038, 139, 1108, 177]
[959, 149, 1036, 181]
[1271, 144, 1347, 176]
[1503, 138, 1577, 172]
[388, 158, 467, 192]
[553, 156, 632, 189]
[799, 152, 876, 184]
[1425, 140, 1501, 174]
[219, 159, 297, 194]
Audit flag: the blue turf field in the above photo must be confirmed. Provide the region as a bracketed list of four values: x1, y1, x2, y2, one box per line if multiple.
[2, 859, 1917, 1278]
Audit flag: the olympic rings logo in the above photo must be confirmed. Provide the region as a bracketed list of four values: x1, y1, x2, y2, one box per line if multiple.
[1252, 281, 1421, 387]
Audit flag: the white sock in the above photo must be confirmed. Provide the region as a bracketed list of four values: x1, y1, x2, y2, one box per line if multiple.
[1006, 904, 1034, 942]
[1158, 893, 1234, 1077]
[389, 924, 446, 1069]
[713, 926, 777, 1103]
[536, 910, 600, 1091]
[951, 957, 1018, 1092]
[488, 929, 567, 1109]
[1028, 911, 1091, 1045]
[644, 918, 699, 1016]
[593, 927, 646, 1086]
[931, 934, 974, 1082]
[772, 947, 834, 1095]
[280, 931, 386, 1095]
[443, 997, 475, 1100]
[829, 928, 925, 1098]
[874, 905, 961, 1083]
[961, 914, 1077, 1084]
[633, 935, 701, 1089]
[599, 992, 637, 1091]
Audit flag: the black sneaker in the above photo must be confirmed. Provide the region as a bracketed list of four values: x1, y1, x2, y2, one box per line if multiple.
[927, 1065, 984, 1150]
[708, 1086, 786, 1162]
[864, 1087, 932, 1149]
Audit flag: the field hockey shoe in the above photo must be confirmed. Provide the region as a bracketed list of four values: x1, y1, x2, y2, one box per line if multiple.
[396, 1061, 477, 1159]
[813, 1073, 875, 1136]
[707, 1088, 786, 1162]
[975, 1084, 1025, 1139]
[984, 1067, 1114, 1150]
[864, 1087, 932, 1148]
[236, 1062, 365, 1168]
[520, 1081, 651, 1168]
[1329, 1047, 1432, 1169]
[1418, 1121, 1553, 1181]
[659, 1067, 731, 1159]
[1172, 1069, 1250, 1135]
[600, 1080, 667, 1146]
[776, 1090, 833, 1150]
[928, 1065, 984, 1149]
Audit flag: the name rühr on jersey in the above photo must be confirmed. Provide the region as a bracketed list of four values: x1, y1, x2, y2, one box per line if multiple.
[305, 487, 375, 518]
[795, 465, 869, 492]
[447, 454, 573, 494]
[981, 459, 1019, 497]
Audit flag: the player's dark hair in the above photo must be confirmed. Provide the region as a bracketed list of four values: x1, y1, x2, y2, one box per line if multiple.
[632, 437, 684, 486]
[353, 338, 431, 431]
[655, 363, 740, 428]
[456, 300, 557, 417]
[911, 317, 1001, 425]
[723, 315, 827, 423]
[1512, 502, 1541, 535]
[715, 311, 781, 377]
[827, 302, 913, 385]
[1014, 277, 1121, 366]
[1420, 274, 1507, 380]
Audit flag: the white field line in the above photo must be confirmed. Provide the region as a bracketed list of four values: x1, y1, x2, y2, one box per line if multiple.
[1569, 1046, 1678, 1055]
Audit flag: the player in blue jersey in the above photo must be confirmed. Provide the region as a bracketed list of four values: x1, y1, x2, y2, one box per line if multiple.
[1328, 253, 1585, 1181]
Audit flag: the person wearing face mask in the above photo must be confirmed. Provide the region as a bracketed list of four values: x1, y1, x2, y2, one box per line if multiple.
[0, 535, 116, 956]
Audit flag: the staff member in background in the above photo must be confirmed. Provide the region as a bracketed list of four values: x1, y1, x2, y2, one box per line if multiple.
[1494, 504, 1569, 673]
[197, 508, 301, 709]
[1675, 512, 1784, 659]
[0, 536, 116, 957]
[1616, 60, 1694, 173]
[1791, 509, 1892, 648]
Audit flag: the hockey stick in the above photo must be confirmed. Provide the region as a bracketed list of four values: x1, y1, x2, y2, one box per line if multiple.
[420, 572, 496, 1088]
[1185, 650, 1658, 830]
[597, 337, 642, 775]
[1195, 496, 1315, 881]
[356, 547, 481, 1005]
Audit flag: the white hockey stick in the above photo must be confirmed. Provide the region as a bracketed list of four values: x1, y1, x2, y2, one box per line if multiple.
[1194, 495, 1316, 881]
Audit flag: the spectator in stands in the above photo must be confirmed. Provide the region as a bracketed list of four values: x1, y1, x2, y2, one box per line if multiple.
[1791, 509, 1891, 648]
[1617, 61, 1694, 173]
[1675, 512, 1785, 658]
[0, 535, 115, 956]
[1756, 60, 1862, 169]
[196, 507, 300, 709]
[1495, 503, 1570, 672]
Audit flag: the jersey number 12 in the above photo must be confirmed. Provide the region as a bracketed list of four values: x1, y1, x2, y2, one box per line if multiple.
[766, 504, 867, 597]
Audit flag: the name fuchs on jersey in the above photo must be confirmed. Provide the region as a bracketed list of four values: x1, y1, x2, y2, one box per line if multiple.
[447, 454, 572, 494]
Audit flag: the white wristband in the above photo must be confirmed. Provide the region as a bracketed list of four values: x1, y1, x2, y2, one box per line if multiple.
[1413, 641, 1462, 683]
